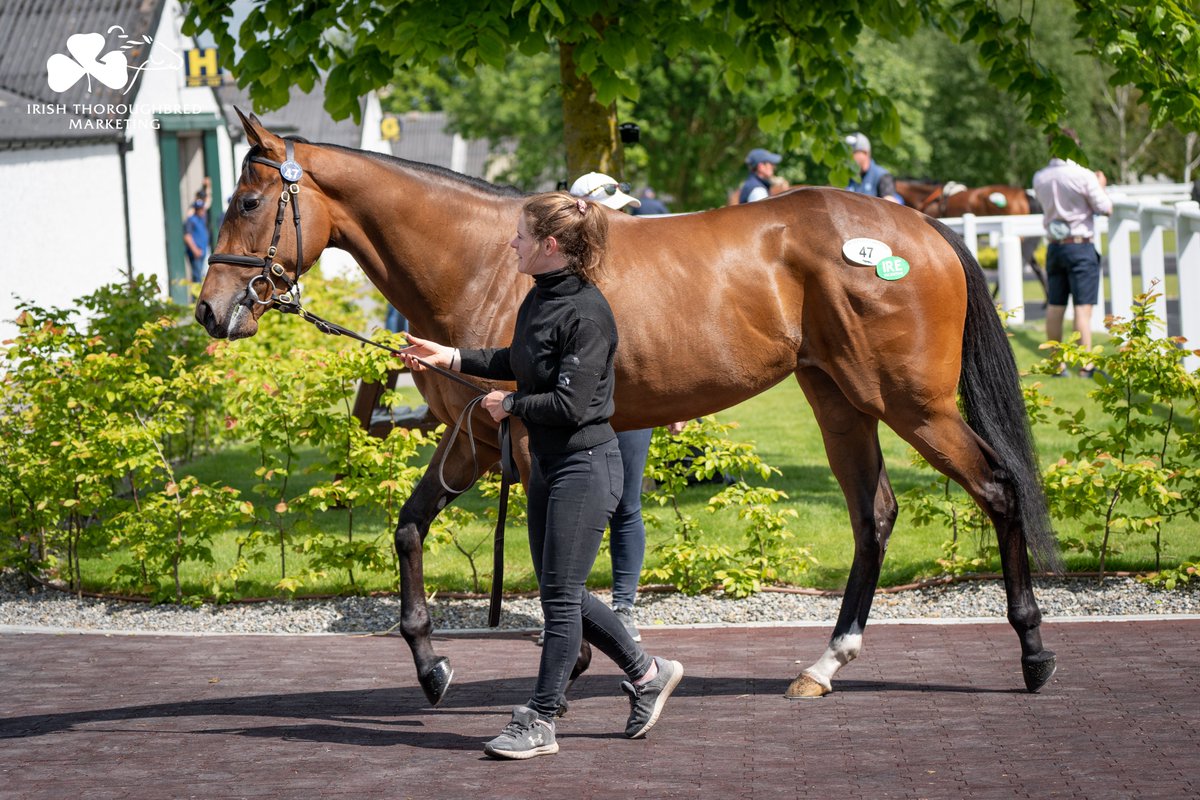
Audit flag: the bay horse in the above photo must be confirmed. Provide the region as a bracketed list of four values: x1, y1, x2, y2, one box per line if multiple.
[196, 111, 1059, 706]
[896, 179, 1034, 218]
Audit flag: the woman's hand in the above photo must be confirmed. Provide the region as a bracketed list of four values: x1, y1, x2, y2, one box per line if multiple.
[400, 333, 454, 371]
[482, 390, 511, 422]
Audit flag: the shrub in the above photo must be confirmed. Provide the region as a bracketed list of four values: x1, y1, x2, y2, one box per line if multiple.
[0, 303, 246, 598]
[1031, 289, 1200, 580]
[0, 269, 435, 601]
[642, 418, 814, 596]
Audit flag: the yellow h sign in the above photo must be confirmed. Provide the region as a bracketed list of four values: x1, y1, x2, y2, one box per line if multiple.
[185, 48, 221, 88]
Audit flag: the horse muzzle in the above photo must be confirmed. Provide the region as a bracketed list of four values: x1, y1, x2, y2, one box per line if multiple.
[195, 295, 259, 340]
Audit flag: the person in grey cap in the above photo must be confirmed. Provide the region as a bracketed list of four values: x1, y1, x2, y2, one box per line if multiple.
[844, 133, 901, 203]
[738, 147, 782, 203]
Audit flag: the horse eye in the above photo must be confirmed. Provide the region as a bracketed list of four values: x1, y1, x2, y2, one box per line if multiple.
[239, 196, 261, 213]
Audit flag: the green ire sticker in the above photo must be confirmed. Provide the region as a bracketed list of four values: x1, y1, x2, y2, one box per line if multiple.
[876, 256, 910, 281]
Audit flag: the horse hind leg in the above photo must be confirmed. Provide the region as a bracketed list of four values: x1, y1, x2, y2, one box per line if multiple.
[893, 404, 1056, 692]
[787, 368, 898, 699]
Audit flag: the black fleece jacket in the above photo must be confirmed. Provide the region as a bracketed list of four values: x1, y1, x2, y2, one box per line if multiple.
[459, 269, 617, 455]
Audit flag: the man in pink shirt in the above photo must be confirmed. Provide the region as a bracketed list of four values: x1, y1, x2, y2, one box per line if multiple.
[1032, 129, 1113, 377]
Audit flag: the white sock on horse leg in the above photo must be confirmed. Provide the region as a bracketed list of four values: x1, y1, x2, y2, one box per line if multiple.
[802, 632, 863, 689]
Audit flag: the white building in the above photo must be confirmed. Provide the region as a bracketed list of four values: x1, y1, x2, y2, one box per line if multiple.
[0, 0, 492, 342]
[0, 0, 231, 340]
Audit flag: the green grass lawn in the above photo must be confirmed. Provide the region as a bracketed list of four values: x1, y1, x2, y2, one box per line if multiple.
[78, 323, 1199, 599]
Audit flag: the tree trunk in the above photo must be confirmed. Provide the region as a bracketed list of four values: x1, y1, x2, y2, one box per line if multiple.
[559, 42, 624, 180]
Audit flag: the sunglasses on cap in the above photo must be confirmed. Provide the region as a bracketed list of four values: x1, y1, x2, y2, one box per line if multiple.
[591, 182, 631, 197]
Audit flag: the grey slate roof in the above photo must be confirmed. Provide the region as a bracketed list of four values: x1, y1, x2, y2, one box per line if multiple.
[218, 88, 491, 180]
[215, 83, 369, 151]
[0, 0, 492, 178]
[0, 0, 165, 145]
[392, 111, 490, 177]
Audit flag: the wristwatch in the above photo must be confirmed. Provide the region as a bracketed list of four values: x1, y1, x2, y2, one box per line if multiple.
[501, 393, 516, 413]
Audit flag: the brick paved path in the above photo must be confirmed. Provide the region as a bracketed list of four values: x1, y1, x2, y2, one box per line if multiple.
[1, 620, 1197, 799]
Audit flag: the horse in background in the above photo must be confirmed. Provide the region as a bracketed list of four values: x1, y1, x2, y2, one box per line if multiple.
[897, 180, 1048, 303]
[896, 179, 1037, 218]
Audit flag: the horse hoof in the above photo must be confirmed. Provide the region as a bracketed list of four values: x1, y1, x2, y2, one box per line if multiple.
[785, 673, 830, 699]
[420, 657, 454, 706]
[1021, 650, 1057, 693]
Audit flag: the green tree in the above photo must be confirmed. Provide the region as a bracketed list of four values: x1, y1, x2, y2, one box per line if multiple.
[913, 18, 1106, 185]
[184, 1, 1200, 184]
[622, 48, 801, 209]
[384, 47, 797, 208]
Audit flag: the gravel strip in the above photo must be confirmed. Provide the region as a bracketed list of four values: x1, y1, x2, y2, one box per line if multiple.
[1, 571, 1195, 635]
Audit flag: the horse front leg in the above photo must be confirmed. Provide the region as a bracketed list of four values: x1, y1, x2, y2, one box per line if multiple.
[394, 432, 499, 706]
[787, 369, 897, 698]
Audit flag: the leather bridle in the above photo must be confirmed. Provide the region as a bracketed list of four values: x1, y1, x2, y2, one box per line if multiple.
[207, 138, 306, 313]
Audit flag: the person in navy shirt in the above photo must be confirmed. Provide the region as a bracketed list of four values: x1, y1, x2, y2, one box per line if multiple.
[738, 148, 782, 203]
[631, 186, 669, 216]
[183, 177, 211, 283]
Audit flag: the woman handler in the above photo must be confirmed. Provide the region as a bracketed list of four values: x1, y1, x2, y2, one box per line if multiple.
[400, 192, 683, 760]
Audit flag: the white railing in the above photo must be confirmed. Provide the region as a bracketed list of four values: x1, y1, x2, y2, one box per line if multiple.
[1179, 204, 1200, 372]
[942, 195, 1200, 371]
[1107, 182, 1194, 203]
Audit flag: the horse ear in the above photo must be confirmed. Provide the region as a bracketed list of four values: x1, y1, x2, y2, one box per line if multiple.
[235, 106, 282, 155]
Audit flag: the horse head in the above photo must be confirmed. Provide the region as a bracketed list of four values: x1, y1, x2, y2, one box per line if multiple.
[194, 108, 334, 340]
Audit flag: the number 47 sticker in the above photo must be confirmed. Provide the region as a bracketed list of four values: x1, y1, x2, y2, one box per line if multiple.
[842, 237, 893, 266]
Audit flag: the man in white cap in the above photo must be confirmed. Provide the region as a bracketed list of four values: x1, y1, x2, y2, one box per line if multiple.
[844, 133, 901, 203]
[569, 172, 641, 211]
[739, 148, 783, 203]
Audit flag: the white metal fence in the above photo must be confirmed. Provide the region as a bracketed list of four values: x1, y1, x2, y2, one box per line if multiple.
[940, 183, 1199, 371]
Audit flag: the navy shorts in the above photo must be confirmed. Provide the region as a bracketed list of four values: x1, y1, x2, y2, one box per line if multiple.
[1045, 242, 1100, 306]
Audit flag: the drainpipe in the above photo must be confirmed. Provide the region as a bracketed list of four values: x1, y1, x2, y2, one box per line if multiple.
[117, 137, 134, 286]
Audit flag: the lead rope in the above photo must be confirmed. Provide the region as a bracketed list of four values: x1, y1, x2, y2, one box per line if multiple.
[277, 303, 516, 627]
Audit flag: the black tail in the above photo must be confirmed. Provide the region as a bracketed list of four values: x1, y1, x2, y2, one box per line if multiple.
[926, 218, 1061, 572]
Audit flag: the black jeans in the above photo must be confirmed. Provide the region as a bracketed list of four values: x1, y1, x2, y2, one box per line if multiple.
[527, 437, 653, 719]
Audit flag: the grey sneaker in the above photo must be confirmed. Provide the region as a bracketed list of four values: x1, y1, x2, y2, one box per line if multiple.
[483, 705, 558, 759]
[620, 657, 683, 738]
[613, 606, 642, 642]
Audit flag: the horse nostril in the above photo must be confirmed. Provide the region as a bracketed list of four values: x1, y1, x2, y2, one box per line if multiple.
[195, 300, 220, 335]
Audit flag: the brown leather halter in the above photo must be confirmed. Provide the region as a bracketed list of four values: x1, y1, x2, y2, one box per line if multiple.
[207, 139, 306, 312]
